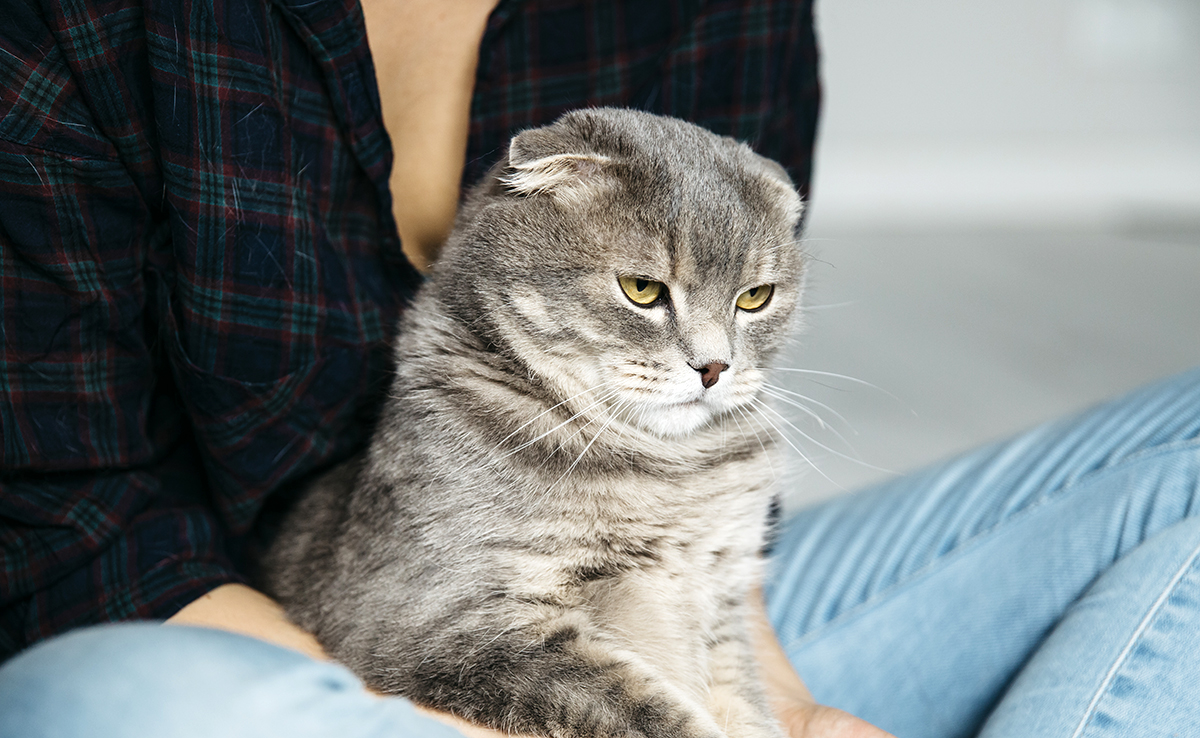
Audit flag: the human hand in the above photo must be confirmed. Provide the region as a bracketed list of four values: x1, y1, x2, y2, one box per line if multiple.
[746, 587, 895, 738]
[771, 695, 896, 738]
[412, 704, 521, 738]
[165, 583, 327, 661]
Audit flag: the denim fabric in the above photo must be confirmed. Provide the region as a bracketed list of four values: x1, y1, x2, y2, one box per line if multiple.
[766, 367, 1200, 738]
[0, 624, 467, 738]
[1, 369, 1197, 737]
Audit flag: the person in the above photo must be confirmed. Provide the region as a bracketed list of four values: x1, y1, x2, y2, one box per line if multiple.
[0, 1, 1197, 737]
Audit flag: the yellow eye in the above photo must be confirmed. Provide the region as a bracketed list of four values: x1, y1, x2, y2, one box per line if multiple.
[619, 276, 665, 306]
[735, 284, 774, 311]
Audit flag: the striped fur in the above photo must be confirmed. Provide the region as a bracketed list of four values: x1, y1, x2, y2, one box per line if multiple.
[261, 109, 806, 738]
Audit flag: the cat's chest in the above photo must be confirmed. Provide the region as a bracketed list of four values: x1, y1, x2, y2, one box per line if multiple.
[519, 452, 775, 577]
[578, 542, 762, 702]
[533, 446, 775, 524]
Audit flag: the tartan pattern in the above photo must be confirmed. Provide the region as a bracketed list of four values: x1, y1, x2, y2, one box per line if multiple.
[0, 0, 819, 658]
[466, 0, 819, 196]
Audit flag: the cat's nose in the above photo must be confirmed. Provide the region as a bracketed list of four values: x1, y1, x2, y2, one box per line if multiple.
[694, 362, 729, 389]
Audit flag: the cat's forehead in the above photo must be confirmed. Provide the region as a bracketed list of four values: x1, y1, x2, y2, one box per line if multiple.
[595, 114, 802, 279]
[458, 109, 804, 288]
[607, 207, 789, 280]
[603, 169, 800, 287]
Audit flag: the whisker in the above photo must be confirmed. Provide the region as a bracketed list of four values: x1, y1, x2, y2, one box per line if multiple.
[796, 301, 857, 312]
[607, 401, 635, 471]
[552, 396, 628, 487]
[759, 387, 857, 447]
[760, 387, 861, 454]
[732, 405, 775, 482]
[493, 382, 607, 451]
[760, 386, 829, 430]
[500, 390, 618, 459]
[550, 388, 624, 452]
[749, 402, 844, 490]
[762, 383, 854, 430]
[754, 399, 894, 475]
[771, 368, 910, 409]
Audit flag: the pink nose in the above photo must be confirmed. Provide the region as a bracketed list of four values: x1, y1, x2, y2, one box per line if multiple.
[696, 362, 729, 389]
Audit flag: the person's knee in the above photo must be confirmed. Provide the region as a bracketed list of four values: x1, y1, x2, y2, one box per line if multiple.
[0, 623, 362, 737]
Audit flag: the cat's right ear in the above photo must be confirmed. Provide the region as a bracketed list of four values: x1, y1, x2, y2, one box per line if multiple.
[501, 129, 615, 203]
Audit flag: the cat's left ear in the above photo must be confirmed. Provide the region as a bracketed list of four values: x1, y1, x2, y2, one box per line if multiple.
[742, 144, 805, 230]
[501, 129, 614, 202]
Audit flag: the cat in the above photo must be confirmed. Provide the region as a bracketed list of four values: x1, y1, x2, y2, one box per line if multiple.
[260, 108, 806, 738]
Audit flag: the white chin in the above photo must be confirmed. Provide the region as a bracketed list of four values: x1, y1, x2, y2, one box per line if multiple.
[634, 402, 713, 438]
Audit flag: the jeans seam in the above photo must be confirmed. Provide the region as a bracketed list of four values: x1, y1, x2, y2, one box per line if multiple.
[1067, 533, 1200, 738]
[780, 437, 1200, 653]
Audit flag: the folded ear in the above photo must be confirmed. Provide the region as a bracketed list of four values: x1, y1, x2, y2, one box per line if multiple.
[740, 142, 805, 226]
[500, 128, 614, 201]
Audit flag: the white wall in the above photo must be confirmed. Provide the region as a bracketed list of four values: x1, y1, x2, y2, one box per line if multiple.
[773, 1, 1200, 508]
[809, 0, 1200, 230]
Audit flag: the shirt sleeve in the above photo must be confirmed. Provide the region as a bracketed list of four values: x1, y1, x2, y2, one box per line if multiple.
[0, 1, 244, 657]
[0, 472, 244, 657]
[464, 0, 820, 204]
[0, 137, 245, 656]
[1, 0, 413, 660]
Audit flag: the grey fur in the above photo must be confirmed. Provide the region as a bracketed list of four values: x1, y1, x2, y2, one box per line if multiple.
[260, 109, 806, 738]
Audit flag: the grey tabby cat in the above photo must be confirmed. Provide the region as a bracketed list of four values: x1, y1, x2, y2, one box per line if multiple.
[260, 108, 806, 738]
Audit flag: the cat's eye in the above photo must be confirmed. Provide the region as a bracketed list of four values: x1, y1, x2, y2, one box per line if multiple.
[735, 284, 774, 312]
[619, 276, 665, 306]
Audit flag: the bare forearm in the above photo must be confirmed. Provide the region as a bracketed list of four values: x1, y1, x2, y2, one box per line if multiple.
[165, 583, 888, 738]
[747, 586, 815, 707]
[165, 583, 327, 661]
[748, 587, 895, 738]
[164, 584, 511, 738]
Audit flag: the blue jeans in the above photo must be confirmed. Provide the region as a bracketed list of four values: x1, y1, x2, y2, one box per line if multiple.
[3, 370, 1198, 738]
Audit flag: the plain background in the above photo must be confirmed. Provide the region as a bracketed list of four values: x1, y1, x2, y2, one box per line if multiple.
[773, 0, 1200, 508]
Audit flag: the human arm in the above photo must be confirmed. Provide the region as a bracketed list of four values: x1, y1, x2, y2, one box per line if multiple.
[165, 583, 506, 738]
[0, 0, 415, 659]
[165, 584, 327, 661]
[747, 589, 896, 738]
[166, 582, 890, 738]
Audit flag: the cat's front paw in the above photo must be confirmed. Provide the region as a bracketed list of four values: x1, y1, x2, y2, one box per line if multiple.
[705, 688, 786, 738]
[630, 714, 727, 738]
[595, 691, 727, 738]
[721, 722, 786, 738]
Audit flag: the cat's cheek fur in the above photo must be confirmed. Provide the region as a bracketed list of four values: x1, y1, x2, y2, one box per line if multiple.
[507, 285, 561, 336]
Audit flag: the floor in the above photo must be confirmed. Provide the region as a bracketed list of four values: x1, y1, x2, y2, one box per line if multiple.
[770, 225, 1200, 510]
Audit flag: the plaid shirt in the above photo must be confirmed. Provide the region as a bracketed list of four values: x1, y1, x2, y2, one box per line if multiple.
[0, 0, 819, 658]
